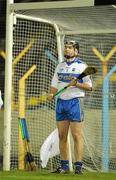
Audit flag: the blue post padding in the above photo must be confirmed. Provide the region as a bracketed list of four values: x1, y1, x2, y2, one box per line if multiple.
[102, 77, 109, 172]
[102, 65, 116, 172]
[20, 118, 29, 141]
[45, 49, 58, 65]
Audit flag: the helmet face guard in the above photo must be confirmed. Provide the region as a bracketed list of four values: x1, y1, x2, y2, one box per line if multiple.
[64, 40, 79, 53]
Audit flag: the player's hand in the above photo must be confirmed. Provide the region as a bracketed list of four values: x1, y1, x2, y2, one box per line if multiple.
[47, 93, 54, 101]
[69, 78, 77, 87]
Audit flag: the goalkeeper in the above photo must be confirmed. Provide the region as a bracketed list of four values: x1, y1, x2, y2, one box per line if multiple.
[47, 40, 92, 174]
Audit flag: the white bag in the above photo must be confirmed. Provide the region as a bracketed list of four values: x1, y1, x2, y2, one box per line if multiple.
[0, 90, 3, 109]
[40, 128, 59, 168]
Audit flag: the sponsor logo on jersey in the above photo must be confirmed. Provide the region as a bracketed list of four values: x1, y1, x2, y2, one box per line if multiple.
[57, 73, 83, 83]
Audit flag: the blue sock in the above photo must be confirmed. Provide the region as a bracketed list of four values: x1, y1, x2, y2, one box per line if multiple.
[74, 161, 82, 170]
[60, 160, 69, 170]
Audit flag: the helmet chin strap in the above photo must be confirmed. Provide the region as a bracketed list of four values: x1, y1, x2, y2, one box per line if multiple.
[64, 55, 75, 59]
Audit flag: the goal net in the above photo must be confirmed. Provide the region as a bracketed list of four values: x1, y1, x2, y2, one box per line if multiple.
[9, 4, 116, 171]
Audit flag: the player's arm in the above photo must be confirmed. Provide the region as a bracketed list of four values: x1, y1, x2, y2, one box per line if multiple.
[76, 64, 93, 91]
[69, 79, 92, 91]
[76, 72, 92, 91]
[47, 65, 59, 101]
[69, 74, 92, 91]
[47, 86, 58, 101]
[76, 82, 92, 91]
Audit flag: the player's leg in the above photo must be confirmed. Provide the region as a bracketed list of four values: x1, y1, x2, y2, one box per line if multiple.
[70, 122, 83, 174]
[54, 98, 70, 173]
[56, 120, 70, 173]
[57, 121, 70, 160]
[68, 98, 84, 174]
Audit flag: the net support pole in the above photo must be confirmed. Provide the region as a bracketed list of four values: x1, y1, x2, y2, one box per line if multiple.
[54, 24, 64, 62]
[92, 46, 116, 76]
[68, 129, 73, 172]
[3, 0, 14, 171]
[0, 51, 6, 60]
[102, 65, 116, 172]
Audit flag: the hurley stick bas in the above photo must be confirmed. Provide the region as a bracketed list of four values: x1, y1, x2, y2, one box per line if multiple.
[53, 66, 97, 97]
[19, 118, 37, 171]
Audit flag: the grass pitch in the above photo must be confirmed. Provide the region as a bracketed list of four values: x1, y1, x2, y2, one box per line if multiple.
[0, 171, 116, 180]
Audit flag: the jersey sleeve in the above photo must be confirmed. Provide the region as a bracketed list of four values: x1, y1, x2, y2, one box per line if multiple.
[81, 64, 92, 87]
[83, 75, 92, 87]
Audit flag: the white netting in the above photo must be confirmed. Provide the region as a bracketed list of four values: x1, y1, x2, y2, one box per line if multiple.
[64, 34, 116, 171]
[10, 4, 116, 171]
[17, 5, 116, 33]
[11, 16, 59, 169]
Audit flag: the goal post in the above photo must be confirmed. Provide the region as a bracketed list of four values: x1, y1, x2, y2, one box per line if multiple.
[4, 8, 65, 171]
[102, 65, 116, 172]
[3, 0, 14, 171]
[4, 1, 116, 172]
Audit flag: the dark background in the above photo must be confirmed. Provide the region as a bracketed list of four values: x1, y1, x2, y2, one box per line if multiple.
[0, 0, 116, 96]
[0, 0, 116, 48]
